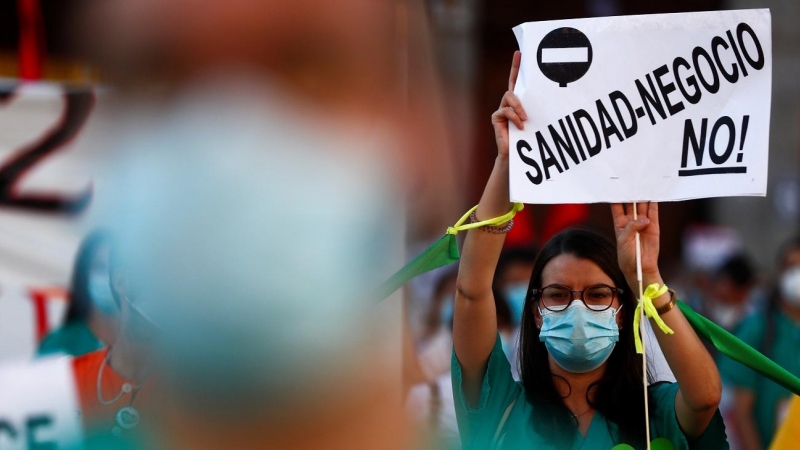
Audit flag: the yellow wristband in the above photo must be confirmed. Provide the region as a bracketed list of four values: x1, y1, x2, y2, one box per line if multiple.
[633, 284, 675, 354]
[446, 203, 524, 236]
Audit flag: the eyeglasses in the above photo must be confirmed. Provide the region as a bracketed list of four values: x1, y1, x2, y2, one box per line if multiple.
[531, 284, 623, 312]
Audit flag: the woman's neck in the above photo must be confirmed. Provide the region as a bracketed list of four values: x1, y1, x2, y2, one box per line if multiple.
[549, 358, 606, 408]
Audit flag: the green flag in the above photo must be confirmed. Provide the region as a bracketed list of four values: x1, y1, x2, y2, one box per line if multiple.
[678, 301, 800, 395]
[377, 233, 459, 301]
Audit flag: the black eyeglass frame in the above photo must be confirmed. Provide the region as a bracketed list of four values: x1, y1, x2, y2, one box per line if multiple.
[531, 283, 624, 312]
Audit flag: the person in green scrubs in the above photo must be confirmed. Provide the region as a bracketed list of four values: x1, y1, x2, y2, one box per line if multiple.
[38, 230, 119, 357]
[718, 237, 800, 450]
[451, 53, 728, 450]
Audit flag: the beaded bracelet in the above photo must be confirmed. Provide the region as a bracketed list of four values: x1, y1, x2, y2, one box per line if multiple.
[469, 210, 514, 234]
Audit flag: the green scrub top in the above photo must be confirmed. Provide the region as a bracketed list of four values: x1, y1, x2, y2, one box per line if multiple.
[717, 310, 800, 448]
[37, 320, 104, 358]
[452, 335, 728, 450]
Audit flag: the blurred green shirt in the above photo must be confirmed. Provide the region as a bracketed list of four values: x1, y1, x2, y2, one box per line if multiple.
[718, 310, 800, 448]
[452, 335, 728, 449]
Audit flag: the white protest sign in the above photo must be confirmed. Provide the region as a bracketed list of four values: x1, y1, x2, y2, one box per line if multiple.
[0, 357, 84, 449]
[509, 9, 771, 203]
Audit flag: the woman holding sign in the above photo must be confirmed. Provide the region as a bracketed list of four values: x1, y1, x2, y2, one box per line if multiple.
[451, 52, 728, 449]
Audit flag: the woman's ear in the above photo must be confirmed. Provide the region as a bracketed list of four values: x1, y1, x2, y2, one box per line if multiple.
[533, 302, 543, 329]
[615, 300, 626, 330]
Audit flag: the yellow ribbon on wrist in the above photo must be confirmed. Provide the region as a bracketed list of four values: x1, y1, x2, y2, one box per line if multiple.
[633, 283, 675, 354]
[446, 202, 524, 235]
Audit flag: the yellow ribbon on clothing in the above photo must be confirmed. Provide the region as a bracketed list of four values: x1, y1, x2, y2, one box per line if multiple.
[633, 283, 675, 354]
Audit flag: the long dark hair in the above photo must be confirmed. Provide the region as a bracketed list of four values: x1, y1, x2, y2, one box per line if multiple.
[518, 227, 652, 447]
[64, 229, 112, 324]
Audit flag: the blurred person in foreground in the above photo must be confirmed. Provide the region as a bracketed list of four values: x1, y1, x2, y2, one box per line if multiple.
[38, 230, 119, 358]
[719, 238, 800, 450]
[68, 0, 456, 448]
[94, 127, 407, 450]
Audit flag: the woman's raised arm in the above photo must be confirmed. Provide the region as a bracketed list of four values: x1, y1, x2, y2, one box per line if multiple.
[611, 202, 722, 439]
[453, 52, 527, 406]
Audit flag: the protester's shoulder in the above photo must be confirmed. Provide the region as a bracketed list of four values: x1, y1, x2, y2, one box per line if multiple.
[451, 333, 521, 415]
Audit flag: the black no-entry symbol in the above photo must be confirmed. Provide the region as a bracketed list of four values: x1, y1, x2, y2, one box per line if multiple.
[537, 28, 593, 87]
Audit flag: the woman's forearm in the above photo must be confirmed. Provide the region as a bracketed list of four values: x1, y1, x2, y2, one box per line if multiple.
[456, 156, 513, 300]
[642, 274, 722, 437]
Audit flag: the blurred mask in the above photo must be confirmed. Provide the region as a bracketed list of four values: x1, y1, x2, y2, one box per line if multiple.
[89, 79, 404, 407]
[780, 266, 800, 307]
[119, 288, 160, 345]
[504, 283, 528, 325]
[89, 272, 118, 316]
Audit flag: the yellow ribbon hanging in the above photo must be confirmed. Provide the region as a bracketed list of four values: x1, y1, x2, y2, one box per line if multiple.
[633, 283, 675, 354]
[446, 202, 525, 235]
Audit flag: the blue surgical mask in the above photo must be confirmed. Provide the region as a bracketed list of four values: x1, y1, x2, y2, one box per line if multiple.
[439, 295, 454, 325]
[538, 300, 621, 373]
[88, 272, 118, 316]
[504, 283, 528, 325]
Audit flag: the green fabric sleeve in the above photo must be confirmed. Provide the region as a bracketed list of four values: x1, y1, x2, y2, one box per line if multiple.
[648, 382, 729, 450]
[451, 334, 521, 449]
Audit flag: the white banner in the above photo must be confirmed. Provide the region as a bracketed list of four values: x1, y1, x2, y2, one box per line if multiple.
[0, 357, 83, 449]
[509, 9, 772, 203]
[0, 82, 102, 362]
